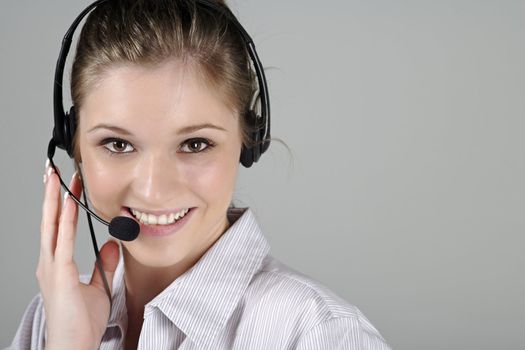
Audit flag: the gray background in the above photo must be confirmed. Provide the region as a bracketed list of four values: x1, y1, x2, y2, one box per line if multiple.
[1, 0, 524, 349]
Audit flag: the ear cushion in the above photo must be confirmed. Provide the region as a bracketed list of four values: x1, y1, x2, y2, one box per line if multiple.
[240, 144, 254, 168]
[239, 109, 263, 168]
[64, 106, 77, 158]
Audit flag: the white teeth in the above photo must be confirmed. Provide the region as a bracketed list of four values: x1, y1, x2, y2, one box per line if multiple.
[148, 214, 157, 225]
[130, 208, 190, 225]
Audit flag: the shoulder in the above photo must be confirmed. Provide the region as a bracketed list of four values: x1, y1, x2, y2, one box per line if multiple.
[8, 293, 47, 350]
[239, 256, 390, 349]
[247, 256, 369, 323]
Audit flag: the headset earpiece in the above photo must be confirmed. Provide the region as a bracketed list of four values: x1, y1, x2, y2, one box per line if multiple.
[240, 109, 266, 168]
[64, 106, 77, 158]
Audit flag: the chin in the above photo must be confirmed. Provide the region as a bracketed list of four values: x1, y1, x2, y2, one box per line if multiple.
[121, 239, 192, 268]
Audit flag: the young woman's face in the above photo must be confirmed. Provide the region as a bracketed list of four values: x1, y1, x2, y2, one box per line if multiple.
[76, 61, 243, 268]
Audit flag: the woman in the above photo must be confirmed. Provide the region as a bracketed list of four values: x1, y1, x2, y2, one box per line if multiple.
[10, 0, 391, 349]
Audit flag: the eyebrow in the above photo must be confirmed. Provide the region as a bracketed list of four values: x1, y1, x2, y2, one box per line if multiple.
[87, 123, 227, 135]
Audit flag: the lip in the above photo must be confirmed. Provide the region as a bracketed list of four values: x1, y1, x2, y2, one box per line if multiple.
[120, 206, 196, 237]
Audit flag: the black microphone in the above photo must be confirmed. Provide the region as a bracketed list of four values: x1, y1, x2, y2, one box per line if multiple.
[108, 216, 140, 241]
[48, 158, 140, 241]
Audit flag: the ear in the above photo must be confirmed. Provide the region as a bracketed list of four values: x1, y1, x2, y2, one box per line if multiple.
[74, 161, 84, 182]
[74, 148, 82, 164]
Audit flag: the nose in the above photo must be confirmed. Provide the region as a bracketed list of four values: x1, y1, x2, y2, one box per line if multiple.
[132, 152, 179, 205]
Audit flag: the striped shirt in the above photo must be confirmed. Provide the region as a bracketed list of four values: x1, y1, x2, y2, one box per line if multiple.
[8, 207, 391, 350]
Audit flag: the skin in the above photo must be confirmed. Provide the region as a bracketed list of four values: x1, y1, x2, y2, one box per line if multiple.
[39, 59, 244, 349]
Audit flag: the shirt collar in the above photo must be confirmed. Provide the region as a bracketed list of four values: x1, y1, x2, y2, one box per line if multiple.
[107, 207, 270, 348]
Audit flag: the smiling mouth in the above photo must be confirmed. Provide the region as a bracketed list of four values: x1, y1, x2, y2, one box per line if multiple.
[125, 207, 193, 225]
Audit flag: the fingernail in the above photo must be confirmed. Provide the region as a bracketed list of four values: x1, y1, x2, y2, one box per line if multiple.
[72, 171, 78, 181]
[63, 191, 69, 209]
[47, 165, 54, 178]
[43, 160, 50, 184]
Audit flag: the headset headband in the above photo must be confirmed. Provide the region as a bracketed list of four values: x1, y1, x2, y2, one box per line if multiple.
[50, 0, 270, 168]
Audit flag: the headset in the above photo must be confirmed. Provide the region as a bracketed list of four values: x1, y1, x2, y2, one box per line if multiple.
[45, 0, 271, 313]
[49, 0, 270, 167]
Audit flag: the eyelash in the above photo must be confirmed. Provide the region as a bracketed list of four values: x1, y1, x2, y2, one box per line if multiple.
[100, 137, 216, 157]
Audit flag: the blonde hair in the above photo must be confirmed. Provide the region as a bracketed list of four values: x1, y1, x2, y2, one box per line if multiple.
[70, 0, 257, 162]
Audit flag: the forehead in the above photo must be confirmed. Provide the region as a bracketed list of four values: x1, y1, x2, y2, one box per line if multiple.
[79, 60, 237, 130]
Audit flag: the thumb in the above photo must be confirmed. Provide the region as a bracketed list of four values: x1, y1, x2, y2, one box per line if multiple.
[90, 239, 120, 295]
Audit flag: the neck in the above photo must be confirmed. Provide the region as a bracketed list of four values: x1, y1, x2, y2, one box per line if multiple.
[122, 246, 192, 314]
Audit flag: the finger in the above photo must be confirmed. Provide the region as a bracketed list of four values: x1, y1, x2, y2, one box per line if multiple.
[40, 163, 62, 261]
[90, 240, 120, 295]
[54, 172, 83, 264]
[43, 160, 64, 217]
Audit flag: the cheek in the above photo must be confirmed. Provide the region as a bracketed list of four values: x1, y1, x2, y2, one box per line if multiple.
[182, 150, 239, 202]
[81, 155, 126, 217]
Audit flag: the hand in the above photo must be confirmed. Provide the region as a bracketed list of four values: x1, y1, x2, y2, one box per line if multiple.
[37, 161, 120, 350]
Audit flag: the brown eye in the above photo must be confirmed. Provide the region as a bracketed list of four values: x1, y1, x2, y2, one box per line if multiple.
[113, 140, 127, 152]
[189, 140, 203, 152]
[180, 138, 214, 153]
[102, 138, 134, 154]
